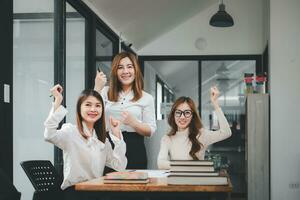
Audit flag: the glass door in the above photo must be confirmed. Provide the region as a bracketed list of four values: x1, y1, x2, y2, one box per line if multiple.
[201, 60, 256, 197]
[13, 1, 54, 199]
[65, 2, 86, 123]
[95, 28, 115, 85]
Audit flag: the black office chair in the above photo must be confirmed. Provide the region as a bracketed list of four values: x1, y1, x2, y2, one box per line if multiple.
[20, 160, 64, 200]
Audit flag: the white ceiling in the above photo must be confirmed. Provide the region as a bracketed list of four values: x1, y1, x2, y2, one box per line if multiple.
[149, 60, 197, 87]
[84, 0, 217, 50]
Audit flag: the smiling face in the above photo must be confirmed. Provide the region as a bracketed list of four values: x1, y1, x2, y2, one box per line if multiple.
[80, 96, 102, 128]
[174, 102, 193, 131]
[117, 57, 135, 88]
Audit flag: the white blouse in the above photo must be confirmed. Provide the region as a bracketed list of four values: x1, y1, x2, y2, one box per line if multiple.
[44, 104, 127, 190]
[157, 107, 232, 170]
[100, 86, 157, 136]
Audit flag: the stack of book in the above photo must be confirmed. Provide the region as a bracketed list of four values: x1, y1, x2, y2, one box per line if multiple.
[167, 160, 228, 185]
[103, 171, 149, 184]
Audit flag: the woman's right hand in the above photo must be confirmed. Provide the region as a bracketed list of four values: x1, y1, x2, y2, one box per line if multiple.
[94, 70, 107, 92]
[50, 84, 63, 111]
[210, 86, 220, 108]
[109, 116, 121, 139]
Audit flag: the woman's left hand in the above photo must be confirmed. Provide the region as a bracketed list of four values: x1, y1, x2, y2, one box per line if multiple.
[109, 116, 121, 139]
[120, 111, 138, 127]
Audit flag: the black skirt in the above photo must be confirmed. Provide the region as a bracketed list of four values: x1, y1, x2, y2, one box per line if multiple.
[108, 131, 147, 169]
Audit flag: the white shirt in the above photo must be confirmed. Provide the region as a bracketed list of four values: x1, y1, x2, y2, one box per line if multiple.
[157, 107, 232, 170]
[44, 105, 127, 190]
[100, 86, 157, 136]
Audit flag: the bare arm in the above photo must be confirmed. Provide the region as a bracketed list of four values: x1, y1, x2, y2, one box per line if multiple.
[202, 86, 232, 145]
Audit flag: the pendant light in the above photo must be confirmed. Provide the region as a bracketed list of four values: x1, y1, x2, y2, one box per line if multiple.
[209, 0, 234, 27]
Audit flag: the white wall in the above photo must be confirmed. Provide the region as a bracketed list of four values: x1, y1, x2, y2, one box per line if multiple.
[138, 0, 264, 55]
[270, 0, 300, 199]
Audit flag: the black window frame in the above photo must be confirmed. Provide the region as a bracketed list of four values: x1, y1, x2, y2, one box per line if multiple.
[139, 55, 263, 115]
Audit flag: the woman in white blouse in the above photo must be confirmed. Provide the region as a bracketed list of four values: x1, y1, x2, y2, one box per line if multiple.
[157, 86, 231, 169]
[94, 52, 156, 169]
[44, 84, 127, 199]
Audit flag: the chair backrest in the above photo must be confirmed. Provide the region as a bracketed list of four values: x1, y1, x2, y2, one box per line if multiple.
[20, 160, 61, 193]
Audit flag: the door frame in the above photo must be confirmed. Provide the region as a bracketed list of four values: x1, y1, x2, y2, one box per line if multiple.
[0, 0, 13, 180]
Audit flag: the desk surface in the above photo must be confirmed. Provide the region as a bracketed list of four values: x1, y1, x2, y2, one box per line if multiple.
[75, 176, 232, 193]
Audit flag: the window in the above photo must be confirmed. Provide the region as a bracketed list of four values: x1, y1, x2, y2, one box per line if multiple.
[156, 77, 163, 120]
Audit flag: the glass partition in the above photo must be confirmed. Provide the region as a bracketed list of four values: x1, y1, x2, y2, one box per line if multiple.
[65, 2, 85, 123]
[201, 60, 256, 196]
[13, 1, 54, 200]
[95, 29, 115, 86]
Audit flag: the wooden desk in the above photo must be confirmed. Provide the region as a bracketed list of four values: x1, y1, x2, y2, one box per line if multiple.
[75, 174, 232, 200]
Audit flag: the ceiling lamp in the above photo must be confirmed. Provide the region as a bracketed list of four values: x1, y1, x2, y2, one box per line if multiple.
[216, 62, 229, 76]
[209, 0, 234, 27]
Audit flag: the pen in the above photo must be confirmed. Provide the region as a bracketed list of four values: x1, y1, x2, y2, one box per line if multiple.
[97, 65, 109, 82]
[97, 66, 102, 73]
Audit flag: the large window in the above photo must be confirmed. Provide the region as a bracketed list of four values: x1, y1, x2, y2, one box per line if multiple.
[65, 2, 86, 123]
[156, 77, 163, 120]
[12, 1, 121, 199]
[13, 1, 54, 200]
[95, 29, 114, 85]
[201, 60, 256, 197]
[141, 55, 261, 197]
[155, 76, 174, 120]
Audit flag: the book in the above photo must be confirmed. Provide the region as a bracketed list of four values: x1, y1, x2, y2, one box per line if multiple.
[104, 171, 149, 184]
[167, 175, 228, 185]
[103, 179, 149, 184]
[169, 171, 219, 177]
[170, 165, 215, 172]
[170, 160, 214, 166]
[105, 171, 148, 180]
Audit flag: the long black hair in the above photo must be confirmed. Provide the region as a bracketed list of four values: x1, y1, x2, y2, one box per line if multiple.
[76, 89, 106, 143]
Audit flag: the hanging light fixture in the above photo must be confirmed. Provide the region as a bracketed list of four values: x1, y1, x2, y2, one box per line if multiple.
[209, 0, 234, 27]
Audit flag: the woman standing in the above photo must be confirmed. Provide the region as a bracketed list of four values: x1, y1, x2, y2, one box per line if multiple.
[94, 52, 156, 169]
[157, 86, 231, 169]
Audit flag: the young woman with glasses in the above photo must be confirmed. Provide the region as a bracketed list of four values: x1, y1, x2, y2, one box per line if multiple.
[157, 86, 232, 169]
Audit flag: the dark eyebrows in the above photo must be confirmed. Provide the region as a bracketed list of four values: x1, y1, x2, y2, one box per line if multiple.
[175, 109, 192, 112]
[118, 64, 133, 67]
[84, 101, 101, 105]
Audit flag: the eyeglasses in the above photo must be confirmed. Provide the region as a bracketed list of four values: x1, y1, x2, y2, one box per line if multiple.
[174, 109, 193, 118]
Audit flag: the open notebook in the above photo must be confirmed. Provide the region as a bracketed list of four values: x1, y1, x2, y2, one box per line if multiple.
[104, 171, 149, 184]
